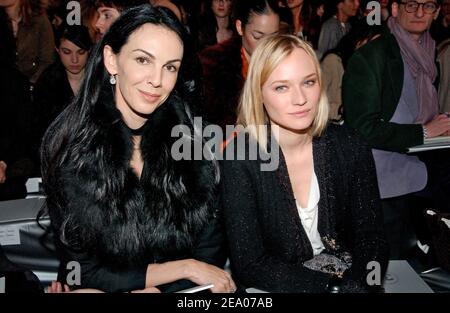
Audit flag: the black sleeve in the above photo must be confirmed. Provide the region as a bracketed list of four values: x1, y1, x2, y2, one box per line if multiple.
[338, 131, 389, 292]
[157, 209, 228, 293]
[221, 159, 331, 293]
[57, 244, 147, 293]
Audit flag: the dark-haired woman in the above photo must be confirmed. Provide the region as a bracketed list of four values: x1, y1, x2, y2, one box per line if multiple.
[32, 24, 93, 174]
[199, 0, 280, 131]
[41, 4, 235, 293]
[197, 0, 234, 50]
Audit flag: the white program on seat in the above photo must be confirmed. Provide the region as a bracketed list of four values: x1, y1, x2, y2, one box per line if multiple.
[25, 178, 45, 199]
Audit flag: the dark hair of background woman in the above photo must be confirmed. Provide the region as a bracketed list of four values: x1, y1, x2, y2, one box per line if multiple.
[55, 23, 93, 51]
[233, 0, 281, 26]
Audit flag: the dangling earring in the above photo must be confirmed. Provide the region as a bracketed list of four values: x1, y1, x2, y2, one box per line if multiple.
[110, 74, 117, 85]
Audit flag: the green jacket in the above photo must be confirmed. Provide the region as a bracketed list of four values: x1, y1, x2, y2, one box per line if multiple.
[342, 28, 425, 153]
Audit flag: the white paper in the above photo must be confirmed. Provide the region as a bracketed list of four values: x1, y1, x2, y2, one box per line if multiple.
[408, 136, 450, 153]
[441, 218, 450, 229]
[175, 284, 214, 293]
[0, 225, 21, 246]
[0, 277, 5, 293]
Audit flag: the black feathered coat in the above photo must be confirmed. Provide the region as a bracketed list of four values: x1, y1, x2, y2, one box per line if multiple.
[46, 97, 226, 293]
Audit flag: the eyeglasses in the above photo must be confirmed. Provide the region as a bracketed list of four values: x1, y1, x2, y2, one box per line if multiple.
[399, 1, 439, 14]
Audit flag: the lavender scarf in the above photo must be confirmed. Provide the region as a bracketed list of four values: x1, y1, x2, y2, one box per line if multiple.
[387, 17, 438, 124]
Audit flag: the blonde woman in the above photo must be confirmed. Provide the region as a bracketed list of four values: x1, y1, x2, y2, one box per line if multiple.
[221, 35, 388, 293]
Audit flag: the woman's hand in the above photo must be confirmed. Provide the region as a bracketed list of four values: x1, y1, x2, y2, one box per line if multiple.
[46, 281, 104, 293]
[184, 259, 236, 293]
[424, 114, 450, 138]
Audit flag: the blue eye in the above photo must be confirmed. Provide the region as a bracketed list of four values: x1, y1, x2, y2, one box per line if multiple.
[275, 85, 287, 92]
[304, 79, 316, 87]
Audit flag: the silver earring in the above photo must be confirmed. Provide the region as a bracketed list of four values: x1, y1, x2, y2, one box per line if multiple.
[110, 74, 116, 85]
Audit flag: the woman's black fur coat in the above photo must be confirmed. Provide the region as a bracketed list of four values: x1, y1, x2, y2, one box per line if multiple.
[45, 95, 226, 293]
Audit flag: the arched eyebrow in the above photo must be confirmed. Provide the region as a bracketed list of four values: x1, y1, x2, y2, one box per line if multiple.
[269, 73, 317, 85]
[132, 49, 182, 64]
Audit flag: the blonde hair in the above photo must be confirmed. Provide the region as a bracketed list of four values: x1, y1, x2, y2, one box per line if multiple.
[237, 34, 329, 150]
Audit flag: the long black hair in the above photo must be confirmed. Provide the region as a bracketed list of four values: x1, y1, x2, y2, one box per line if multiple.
[197, 0, 235, 50]
[55, 23, 93, 51]
[41, 5, 191, 223]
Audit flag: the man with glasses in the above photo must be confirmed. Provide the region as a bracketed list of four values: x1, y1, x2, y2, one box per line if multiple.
[343, 1, 450, 261]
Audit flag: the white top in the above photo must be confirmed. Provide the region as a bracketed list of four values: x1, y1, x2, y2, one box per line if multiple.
[295, 171, 325, 256]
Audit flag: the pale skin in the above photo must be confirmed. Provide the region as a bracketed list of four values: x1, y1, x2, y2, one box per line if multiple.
[391, 1, 450, 137]
[102, 23, 236, 293]
[56, 39, 89, 94]
[261, 48, 321, 207]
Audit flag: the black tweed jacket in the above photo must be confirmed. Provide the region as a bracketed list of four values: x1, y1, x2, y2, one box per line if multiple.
[220, 124, 389, 293]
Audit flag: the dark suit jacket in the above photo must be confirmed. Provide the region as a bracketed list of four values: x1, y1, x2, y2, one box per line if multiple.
[342, 27, 425, 152]
[220, 124, 389, 293]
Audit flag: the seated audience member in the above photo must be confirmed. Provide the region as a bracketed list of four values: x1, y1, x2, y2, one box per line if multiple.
[41, 5, 235, 293]
[0, 9, 34, 201]
[197, 0, 234, 50]
[317, 0, 360, 58]
[32, 24, 93, 173]
[199, 0, 280, 131]
[282, 0, 325, 48]
[0, 0, 55, 84]
[343, 0, 450, 259]
[221, 35, 389, 293]
[321, 21, 382, 120]
[94, 0, 148, 41]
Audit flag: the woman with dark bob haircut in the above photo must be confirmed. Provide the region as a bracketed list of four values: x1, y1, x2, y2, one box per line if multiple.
[41, 4, 235, 293]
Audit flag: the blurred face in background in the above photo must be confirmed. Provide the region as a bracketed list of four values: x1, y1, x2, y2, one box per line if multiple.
[0, 0, 18, 8]
[57, 39, 89, 75]
[236, 11, 280, 59]
[442, 0, 450, 24]
[212, 0, 233, 18]
[316, 4, 325, 17]
[95, 5, 120, 41]
[286, 0, 304, 9]
[339, 0, 360, 17]
[380, 0, 389, 8]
